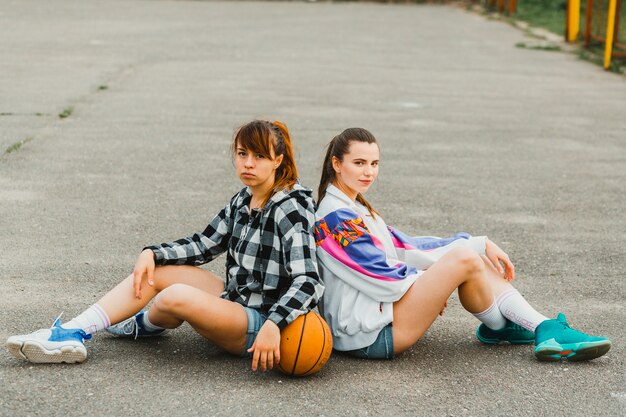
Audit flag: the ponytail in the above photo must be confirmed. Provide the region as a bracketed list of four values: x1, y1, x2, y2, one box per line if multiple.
[318, 140, 337, 204]
[270, 120, 298, 198]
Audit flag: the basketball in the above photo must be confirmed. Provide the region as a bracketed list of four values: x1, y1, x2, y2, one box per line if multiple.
[278, 311, 333, 377]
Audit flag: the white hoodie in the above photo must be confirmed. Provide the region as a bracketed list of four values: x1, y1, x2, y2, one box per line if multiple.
[315, 185, 486, 350]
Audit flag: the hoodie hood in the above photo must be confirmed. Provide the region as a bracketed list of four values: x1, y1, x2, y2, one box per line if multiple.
[237, 182, 315, 215]
[265, 182, 315, 212]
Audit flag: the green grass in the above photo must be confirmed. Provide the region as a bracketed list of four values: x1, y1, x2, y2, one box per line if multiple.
[513, 0, 567, 36]
[5, 142, 23, 154]
[515, 42, 562, 51]
[577, 47, 624, 73]
[1, 112, 48, 116]
[4, 137, 33, 155]
[59, 107, 73, 119]
[484, 0, 624, 73]
[482, 0, 567, 36]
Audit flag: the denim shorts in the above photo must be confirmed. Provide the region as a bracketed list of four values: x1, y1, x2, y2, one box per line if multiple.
[241, 307, 268, 358]
[342, 324, 394, 359]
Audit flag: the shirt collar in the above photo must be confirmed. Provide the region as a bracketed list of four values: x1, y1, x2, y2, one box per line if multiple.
[267, 187, 288, 207]
[235, 187, 252, 214]
[238, 185, 292, 214]
[326, 184, 359, 209]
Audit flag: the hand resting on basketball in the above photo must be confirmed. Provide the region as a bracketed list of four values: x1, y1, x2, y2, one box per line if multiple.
[248, 320, 281, 372]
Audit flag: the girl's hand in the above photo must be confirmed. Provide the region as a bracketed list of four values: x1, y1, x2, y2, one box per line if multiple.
[485, 239, 515, 281]
[439, 300, 448, 316]
[248, 320, 281, 372]
[133, 249, 156, 299]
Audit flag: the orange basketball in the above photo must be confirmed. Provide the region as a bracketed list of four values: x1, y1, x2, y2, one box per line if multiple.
[278, 311, 333, 377]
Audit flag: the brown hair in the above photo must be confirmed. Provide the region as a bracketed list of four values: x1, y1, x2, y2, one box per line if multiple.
[232, 120, 298, 207]
[318, 127, 379, 217]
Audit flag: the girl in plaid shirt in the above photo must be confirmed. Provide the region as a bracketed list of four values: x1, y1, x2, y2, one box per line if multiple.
[7, 120, 324, 372]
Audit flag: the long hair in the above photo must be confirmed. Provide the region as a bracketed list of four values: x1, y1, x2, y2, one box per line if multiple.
[318, 127, 379, 217]
[232, 120, 298, 207]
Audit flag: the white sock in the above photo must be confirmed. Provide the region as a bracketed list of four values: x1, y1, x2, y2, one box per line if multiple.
[473, 300, 507, 330]
[496, 289, 549, 331]
[62, 304, 111, 335]
[141, 310, 165, 332]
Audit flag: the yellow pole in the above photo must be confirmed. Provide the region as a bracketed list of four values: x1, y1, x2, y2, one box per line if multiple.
[604, 0, 618, 69]
[567, 0, 581, 42]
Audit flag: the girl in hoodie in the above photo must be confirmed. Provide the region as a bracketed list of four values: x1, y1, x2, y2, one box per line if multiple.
[7, 120, 323, 372]
[314, 127, 610, 362]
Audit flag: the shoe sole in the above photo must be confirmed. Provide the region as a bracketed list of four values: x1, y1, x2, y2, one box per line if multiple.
[6, 339, 86, 364]
[535, 339, 611, 362]
[475, 328, 534, 345]
[105, 329, 167, 338]
[476, 335, 534, 345]
[6, 339, 28, 361]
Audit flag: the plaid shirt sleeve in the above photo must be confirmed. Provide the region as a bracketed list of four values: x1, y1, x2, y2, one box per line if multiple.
[266, 198, 324, 329]
[145, 201, 232, 266]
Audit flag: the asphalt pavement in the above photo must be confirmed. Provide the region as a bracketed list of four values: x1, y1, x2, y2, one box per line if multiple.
[1, 1, 625, 416]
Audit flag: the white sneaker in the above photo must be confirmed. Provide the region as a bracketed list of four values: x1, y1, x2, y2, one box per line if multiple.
[6, 318, 91, 364]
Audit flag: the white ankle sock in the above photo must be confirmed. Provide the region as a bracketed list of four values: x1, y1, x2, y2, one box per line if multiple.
[62, 304, 111, 335]
[496, 289, 549, 331]
[473, 300, 507, 330]
[141, 310, 165, 332]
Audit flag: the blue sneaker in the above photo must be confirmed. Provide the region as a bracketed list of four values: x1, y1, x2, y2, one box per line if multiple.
[105, 311, 166, 339]
[6, 318, 91, 364]
[476, 320, 535, 345]
[534, 313, 611, 362]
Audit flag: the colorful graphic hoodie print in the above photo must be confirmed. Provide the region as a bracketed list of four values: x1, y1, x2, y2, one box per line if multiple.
[315, 185, 487, 350]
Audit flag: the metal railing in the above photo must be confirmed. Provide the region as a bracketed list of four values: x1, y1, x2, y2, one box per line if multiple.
[568, 0, 625, 69]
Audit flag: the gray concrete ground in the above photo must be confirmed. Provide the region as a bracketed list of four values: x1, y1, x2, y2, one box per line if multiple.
[1, 1, 625, 416]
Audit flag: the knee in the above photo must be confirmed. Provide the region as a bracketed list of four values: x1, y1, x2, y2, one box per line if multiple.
[447, 247, 484, 276]
[151, 266, 177, 291]
[153, 283, 191, 313]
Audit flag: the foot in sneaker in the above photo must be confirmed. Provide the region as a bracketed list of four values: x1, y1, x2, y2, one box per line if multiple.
[476, 320, 535, 345]
[534, 313, 611, 362]
[106, 311, 166, 339]
[6, 318, 91, 364]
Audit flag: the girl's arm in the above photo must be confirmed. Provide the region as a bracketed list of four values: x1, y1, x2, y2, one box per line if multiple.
[315, 208, 420, 302]
[389, 226, 514, 280]
[387, 226, 486, 270]
[266, 201, 324, 330]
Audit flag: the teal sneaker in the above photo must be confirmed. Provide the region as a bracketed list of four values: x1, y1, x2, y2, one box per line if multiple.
[476, 320, 535, 345]
[106, 311, 166, 339]
[534, 313, 611, 362]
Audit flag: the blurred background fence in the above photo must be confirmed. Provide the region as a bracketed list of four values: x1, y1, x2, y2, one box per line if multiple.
[582, 0, 625, 68]
[463, 0, 624, 70]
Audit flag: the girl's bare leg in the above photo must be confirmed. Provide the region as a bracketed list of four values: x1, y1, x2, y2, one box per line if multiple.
[392, 247, 495, 354]
[95, 265, 225, 325]
[480, 256, 549, 330]
[148, 283, 248, 355]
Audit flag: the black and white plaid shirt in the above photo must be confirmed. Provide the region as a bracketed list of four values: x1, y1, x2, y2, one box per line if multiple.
[145, 183, 323, 330]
